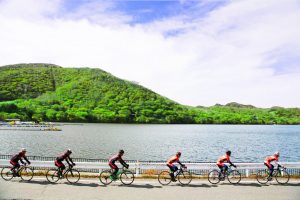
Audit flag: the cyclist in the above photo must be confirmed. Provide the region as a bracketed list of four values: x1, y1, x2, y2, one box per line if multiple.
[167, 152, 186, 182]
[264, 152, 281, 180]
[217, 150, 236, 179]
[10, 148, 31, 176]
[55, 149, 75, 177]
[108, 150, 129, 180]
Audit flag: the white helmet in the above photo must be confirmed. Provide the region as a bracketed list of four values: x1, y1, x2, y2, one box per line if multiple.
[274, 151, 280, 156]
[21, 148, 27, 152]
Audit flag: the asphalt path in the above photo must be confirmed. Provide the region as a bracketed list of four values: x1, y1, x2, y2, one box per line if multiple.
[0, 178, 299, 200]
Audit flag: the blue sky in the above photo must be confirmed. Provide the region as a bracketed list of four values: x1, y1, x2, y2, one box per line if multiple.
[63, 0, 228, 24]
[0, 0, 299, 107]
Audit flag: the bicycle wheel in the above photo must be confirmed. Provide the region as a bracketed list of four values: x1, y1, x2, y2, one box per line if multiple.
[227, 170, 241, 184]
[120, 170, 135, 185]
[46, 169, 60, 183]
[275, 169, 290, 184]
[256, 169, 269, 184]
[99, 170, 113, 185]
[1, 168, 14, 181]
[177, 171, 192, 185]
[208, 170, 220, 184]
[20, 167, 34, 181]
[158, 171, 172, 185]
[66, 169, 80, 184]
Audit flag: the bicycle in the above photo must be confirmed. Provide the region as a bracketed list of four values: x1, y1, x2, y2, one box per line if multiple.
[1, 164, 34, 181]
[208, 165, 241, 184]
[256, 165, 290, 184]
[158, 165, 192, 185]
[99, 166, 135, 185]
[46, 163, 80, 184]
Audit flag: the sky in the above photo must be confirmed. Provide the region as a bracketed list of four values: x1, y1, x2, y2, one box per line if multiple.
[0, 0, 299, 108]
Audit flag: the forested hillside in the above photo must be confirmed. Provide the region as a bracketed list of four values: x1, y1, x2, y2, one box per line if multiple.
[0, 63, 299, 124]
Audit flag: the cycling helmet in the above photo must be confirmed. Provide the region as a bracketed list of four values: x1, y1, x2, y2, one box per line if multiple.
[119, 149, 124, 154]
[67, 149, 72, 153]
[274, 151, 280, 156]
[21, 148, 27, 152]
[176, 152, 181, 156]
[226, 150, 231, 156]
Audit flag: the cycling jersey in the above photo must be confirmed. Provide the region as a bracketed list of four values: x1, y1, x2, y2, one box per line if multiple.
[10, 152, 30, 164]
[167, 155, 180, 166]
[264, 155, 279, 168]
[56, 151, 71, 162]
[217, 154, 230, 167]
[109, 154, 125, 165]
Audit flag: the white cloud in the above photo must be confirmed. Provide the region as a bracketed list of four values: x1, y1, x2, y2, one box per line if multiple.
[0, 0, 299, 107]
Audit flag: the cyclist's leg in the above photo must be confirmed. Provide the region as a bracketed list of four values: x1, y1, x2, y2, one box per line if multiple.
[10, 161, 20, 176]
[269, 164, 274, 176]
[55, 160, 65, 176]
[223, 164, 229, 174]
[109, 163, 118, 177]
[264, 163, 272, 177]
[167, 164, 177, 181]
[217, 164, 223, 177]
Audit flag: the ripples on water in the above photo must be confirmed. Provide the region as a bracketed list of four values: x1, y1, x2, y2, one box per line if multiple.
[0, 124, 299, 162]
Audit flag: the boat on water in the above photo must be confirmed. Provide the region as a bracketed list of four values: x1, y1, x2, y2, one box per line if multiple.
[0, 119, 62, 131]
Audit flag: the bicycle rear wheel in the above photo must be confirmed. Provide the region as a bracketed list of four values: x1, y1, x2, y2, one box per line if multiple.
[1, 168, 14, 181]
[208, 170, 220, 184]
[275, 169, 290, 184]
[256, 169, 269, 184]
[46, 169, 60, 183]
[158, 171, 172, 185]
[120, 170, 135, 185]
[66, 169, 80, 184]
[178, 171, 192, 185]
[99, 170, 113, 185]
[20, 167, 34, 181]
[227, 170, 241, 184]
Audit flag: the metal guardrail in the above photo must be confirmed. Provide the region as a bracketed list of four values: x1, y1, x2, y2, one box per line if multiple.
[1, 155, 300, 177]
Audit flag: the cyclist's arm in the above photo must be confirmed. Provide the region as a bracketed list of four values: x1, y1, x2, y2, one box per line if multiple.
[119, 158, 128, 168]
[177, 160, 185, 167]
[228, 160, 236, 167]
[23, 156, 31, 165]
[66, 157, 74, 165]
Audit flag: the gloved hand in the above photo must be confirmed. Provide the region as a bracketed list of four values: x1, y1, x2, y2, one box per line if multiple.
[126, 164, 129, 169]
[72, 163, 76, 166]
[28, 161, 31, 165]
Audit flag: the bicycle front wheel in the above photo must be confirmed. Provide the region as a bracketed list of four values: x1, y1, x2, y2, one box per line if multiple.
[20, 167, 34, 181]
[178, 171, 192, 185]
[256, 169, 269, 184]
[66, 169, 80, 184]
[227, 170, 241, 184]
[120, 170, 135, 185]
[1, 168, 14, 181]
[99, 170, 113, 185]
[46, 169, 60, 183]
[158, 171, 172, 185]
[275, 169, 290, 184]
[208, 170, 220, 184]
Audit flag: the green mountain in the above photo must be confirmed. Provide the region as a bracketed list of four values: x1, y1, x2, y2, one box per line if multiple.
[0, 63, 299, 124]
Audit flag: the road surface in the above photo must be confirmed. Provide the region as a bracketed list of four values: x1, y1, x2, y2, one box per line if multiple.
[0, 178, 299, 200]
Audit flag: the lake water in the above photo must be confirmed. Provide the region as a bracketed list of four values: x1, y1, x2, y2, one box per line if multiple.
[0, 124, 299, 162]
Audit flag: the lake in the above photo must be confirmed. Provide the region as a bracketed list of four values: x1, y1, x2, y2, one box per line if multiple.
[0, 124, 299, 162]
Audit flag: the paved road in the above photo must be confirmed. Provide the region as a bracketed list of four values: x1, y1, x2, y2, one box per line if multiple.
[0, 178, 299, 200]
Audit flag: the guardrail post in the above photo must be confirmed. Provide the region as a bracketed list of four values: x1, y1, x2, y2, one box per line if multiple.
[246, 169, 249, 177]
[135, 160, 140, 177]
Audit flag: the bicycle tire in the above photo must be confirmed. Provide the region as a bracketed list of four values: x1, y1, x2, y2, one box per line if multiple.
[120, 170, 135, 185]
[208, 170, 220, 184]
[46, 169, 60, 183]
[158, 171, 172, 185]
[20, 167, 34, 181]
[177, 170, 192, 185]
[227, 170, 241, 184]
[275, 169, 290, 184]
[256, 169, 269, 184]
[66, 168, 80, 184]
[99, 170, 113, 185]
[1, 168, 14, 181]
